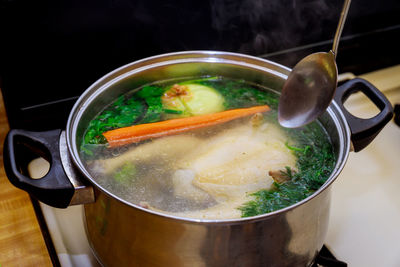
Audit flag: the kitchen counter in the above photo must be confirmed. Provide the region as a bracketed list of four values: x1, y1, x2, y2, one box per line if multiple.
[0, 91, 52, 266]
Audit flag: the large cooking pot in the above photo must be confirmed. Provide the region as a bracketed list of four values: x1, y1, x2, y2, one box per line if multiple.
[3, 51, 393, 266]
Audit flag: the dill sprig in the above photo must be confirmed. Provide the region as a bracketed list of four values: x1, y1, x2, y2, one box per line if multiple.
[239, 122, 336, 217]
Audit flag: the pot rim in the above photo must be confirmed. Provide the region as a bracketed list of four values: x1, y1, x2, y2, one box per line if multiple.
[66, 50, 351, 224]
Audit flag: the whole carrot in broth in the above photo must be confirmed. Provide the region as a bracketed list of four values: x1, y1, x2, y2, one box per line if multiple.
[103, 105, 270, 148]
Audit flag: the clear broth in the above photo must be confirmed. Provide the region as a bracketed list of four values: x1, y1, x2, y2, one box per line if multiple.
[80, 77, 335, 219]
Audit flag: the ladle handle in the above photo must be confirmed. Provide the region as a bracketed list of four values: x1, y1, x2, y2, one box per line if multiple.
[332, 0, 351, 57]
[334, 78, 393, 152]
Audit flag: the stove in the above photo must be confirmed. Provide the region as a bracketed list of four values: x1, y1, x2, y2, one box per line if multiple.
[25, 66, 400, 266]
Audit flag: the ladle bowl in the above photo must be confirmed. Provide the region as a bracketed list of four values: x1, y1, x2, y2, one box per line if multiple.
[278, 51, 337, 128]
[278, 0, 351, 128]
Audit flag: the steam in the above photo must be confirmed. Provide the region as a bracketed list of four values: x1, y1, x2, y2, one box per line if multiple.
[210, 0, 339, 55]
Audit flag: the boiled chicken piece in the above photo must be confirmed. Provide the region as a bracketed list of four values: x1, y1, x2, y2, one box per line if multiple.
[171, 120, 297, 218]
[95, 116, 297, 220]
[172, 169, 210, 202]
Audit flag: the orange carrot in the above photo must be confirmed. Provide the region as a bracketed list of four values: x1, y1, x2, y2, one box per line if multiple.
[103, 105, 270, 148]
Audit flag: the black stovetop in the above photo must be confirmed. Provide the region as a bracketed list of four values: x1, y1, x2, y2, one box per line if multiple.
[1, 0, 399, 131]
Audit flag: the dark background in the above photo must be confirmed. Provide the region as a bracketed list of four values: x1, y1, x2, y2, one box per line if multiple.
[1, 0, 399, 130]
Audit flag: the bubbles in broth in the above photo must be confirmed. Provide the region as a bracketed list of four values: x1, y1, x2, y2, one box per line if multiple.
[80, 77, 335, 219]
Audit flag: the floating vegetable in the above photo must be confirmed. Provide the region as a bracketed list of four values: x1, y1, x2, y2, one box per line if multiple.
[162, 83, 225, 118]
[103, 105, 270, 148]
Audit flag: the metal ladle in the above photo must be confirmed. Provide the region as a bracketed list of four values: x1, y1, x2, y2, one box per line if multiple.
[278, 0, 352, 128]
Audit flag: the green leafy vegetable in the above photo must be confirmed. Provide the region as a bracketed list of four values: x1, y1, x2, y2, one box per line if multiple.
[163, 109, 184, 114]
[239, 122, 335, 217]
[137, 85, 165, 123]
[113, 163, 137, 184]
[81, 85, 165, 154]
[198, 78, 279, 110]
[83, 96, 145, 145]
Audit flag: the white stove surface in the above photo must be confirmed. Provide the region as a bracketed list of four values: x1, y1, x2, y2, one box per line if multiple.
[325, 71, 400, 266]
[28, 160, 100, 267]
[39, 204, 100, 267]
[29, 65, 400, 267]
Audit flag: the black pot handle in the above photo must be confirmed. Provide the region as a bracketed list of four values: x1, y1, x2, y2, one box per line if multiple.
[334, 78, 393, 152]
[3, 129, 74, 208]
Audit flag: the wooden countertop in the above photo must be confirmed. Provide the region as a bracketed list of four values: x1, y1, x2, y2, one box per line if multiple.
[0, 91, 52, 266]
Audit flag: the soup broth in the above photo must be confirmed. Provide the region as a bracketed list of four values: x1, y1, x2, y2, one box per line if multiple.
[80, 77, 335, 219]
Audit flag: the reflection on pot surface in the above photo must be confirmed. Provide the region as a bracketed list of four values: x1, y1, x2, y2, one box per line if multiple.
[85, 187, 330, 266]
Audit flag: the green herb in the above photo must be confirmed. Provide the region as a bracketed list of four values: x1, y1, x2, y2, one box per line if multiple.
[136, 85, 164, 123]
[113, 163, 137, 184]
[198, 78, 279, 110]
[239, 122, 335, 217]
[83, 95, 145, 145]
[81, 85, 165, 154]
[163, 109, 184, 114]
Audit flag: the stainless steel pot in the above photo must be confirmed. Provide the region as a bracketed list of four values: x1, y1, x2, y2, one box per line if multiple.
[3, 51, 393, 266]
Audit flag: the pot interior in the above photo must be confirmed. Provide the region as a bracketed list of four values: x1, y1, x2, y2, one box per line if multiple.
[67, 51, 350, 221]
